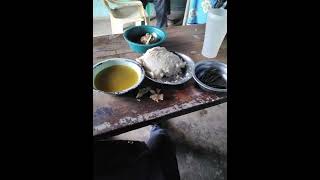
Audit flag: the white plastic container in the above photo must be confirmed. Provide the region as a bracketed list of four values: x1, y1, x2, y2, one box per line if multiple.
[202, 8, 227, 58]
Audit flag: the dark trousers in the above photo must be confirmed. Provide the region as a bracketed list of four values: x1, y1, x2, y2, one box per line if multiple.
[140, 0, 170, 28]
[94, 125, 180, 180]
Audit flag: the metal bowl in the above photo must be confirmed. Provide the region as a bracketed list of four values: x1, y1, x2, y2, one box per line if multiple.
[93, 58, 145, 95]
[193, 60, 227, 92]
[144, 52, 195, 85]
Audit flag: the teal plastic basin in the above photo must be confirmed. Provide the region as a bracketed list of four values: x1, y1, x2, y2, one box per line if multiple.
[123, 25, 167, 53]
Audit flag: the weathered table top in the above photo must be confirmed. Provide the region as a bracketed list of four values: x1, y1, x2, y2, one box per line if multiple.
[93, 24, 227, 138]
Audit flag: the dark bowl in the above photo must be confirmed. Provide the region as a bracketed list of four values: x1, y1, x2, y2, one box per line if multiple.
[193, 60, 227, 92]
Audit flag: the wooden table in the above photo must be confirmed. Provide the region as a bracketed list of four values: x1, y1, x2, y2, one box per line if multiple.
[93, 24, 227, 139]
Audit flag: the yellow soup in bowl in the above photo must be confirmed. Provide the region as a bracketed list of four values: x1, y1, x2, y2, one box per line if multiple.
[94, 65, 138, 92]
[93, 58, 145, 95]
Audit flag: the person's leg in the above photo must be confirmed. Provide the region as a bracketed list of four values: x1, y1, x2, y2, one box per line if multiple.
[147, 124, 180, 180]
[153, 0, 170, 28]
[139, 0, 170, 27]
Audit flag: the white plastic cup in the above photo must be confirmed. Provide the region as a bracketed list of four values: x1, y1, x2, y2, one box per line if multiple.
[202, 8, 227, 58]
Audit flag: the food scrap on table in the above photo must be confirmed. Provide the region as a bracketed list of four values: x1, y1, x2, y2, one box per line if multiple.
[135, 87, 164, 103]
[136, 87, 151, 99]
[149, 88, 163, 103]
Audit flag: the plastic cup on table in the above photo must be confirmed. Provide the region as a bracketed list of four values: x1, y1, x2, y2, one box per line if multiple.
[202, 8, 227, 58]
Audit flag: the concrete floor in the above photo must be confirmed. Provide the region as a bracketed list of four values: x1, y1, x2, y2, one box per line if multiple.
[110, 103, 227, 180]
[93, 16, 227, 180]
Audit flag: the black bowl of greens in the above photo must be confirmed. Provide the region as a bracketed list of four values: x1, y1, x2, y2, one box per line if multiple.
[193, 60, 227, 92]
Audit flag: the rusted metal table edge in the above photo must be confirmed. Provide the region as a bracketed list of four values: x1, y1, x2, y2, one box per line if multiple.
[93, 96, 227, 140]
[93, 95, 226, 136]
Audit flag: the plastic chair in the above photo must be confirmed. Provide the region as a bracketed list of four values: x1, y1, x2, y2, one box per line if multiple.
[104, 0, 150, 34]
